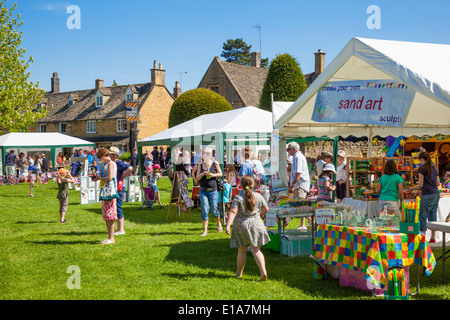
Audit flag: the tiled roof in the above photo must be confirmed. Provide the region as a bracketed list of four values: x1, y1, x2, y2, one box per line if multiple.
[216, 59, 269, 107]
[38, 83, 152, 123]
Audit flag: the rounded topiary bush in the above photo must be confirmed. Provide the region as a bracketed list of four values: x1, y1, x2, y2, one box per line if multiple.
[168, 88, 233, 127]
[259, 53, 307, 111]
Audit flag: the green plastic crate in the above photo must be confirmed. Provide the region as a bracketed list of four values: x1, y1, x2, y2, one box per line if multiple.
[281, 234, 313, 257]
[266, 229, 310, 253]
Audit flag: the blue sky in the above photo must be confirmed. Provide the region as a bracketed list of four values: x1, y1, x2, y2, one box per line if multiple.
[14, 0, 450, 94]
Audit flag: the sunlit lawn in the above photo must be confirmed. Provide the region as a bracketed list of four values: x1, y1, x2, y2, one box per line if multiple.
[0, 177, 449, 300]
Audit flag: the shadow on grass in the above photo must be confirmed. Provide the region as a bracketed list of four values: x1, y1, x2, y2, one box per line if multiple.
[39, 231, 105, 236]
[163, 237, 372, 299]
[16, 220, 58, 224]
[27, 240, 100, 245]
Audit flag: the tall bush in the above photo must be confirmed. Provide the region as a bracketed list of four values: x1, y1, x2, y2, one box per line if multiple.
[259, 54, 307, 111]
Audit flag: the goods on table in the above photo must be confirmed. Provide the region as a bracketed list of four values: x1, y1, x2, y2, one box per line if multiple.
[400, 198, 420, 234]
[385, 268, 409, 300]
[346, 157, 383, 199]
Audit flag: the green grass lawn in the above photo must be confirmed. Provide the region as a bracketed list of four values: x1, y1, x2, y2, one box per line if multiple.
[0, 177, 449, 300]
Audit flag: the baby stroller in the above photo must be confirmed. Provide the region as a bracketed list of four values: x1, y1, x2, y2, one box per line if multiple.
[140, 185, 156, 210]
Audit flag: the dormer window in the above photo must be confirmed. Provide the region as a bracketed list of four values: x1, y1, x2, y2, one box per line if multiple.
[96, 95, 103, 107]
[68, 97, 74, 107]
[125, 86, 137, 102]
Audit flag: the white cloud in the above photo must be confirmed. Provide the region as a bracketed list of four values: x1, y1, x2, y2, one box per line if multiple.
[37, 2, 71, 13]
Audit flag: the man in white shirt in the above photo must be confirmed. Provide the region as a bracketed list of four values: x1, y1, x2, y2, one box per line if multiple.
[286, 142, 310, 229]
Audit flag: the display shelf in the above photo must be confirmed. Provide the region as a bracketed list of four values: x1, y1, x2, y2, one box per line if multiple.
[346, 157, 384, 198]
[382, 156, 414, 187]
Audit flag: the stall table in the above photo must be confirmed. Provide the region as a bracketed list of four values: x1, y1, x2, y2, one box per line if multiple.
[313, 224, 436, 294]
[342, 197, 380, 218]
[342, 196, 450, 242]
[277, 211, 316, 258]
[427, 221, 450, 284]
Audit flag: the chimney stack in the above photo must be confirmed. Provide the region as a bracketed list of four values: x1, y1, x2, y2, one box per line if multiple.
[173, 81, 181, 98]
[51, 72, 60, 93]
[151, 60, 165, 86]
[251, 52, 261, 68]
[95, 79, 104, 89]
[314, 49, 326, 75]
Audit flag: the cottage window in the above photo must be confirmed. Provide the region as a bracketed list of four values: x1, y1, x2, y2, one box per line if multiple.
[117, 119, 127, 133]
[86, 120, 96, 134]
[40, 124, 47, 132]
[210, 86, 220, 94]
[68, 97, 74, 107]
[59, 123, 67, 134]
[126, 93, 133, 102]
[96, 96, 103, 107]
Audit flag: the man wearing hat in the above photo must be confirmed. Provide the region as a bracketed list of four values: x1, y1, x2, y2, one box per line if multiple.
[108, 146, 133, 236]
[286, 142, 310, 229]
[336, 150, 348, 202]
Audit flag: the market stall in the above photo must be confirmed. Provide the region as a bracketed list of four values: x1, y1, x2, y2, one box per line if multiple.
[272, 37, 449, 294]
[137, 106, 274, 218]
[313, 223, 436, 297]
[0, 132, 94, 175]
[274, 37, 450, 222]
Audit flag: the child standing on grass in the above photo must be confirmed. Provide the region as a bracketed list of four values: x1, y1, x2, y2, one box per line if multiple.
[57, 168, 75, 223]
[20, 160, 29, 183]
[150, 164, 163, 208]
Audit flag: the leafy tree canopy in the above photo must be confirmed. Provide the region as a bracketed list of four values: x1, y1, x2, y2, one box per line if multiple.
[221, 38, 268, 67]
[0, 1, 46, 134]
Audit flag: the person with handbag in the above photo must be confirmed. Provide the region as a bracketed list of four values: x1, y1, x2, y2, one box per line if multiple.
[108, 146, 133, 236]
[93, 147, 119, 245]
[195, 147, 223, 237]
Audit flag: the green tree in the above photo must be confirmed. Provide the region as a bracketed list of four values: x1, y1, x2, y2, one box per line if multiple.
[168, 88, 232, 128]
[221, 38, 268, 67]
[259, 53, 307, 111]
[0, 1, 46, 134]
[221, 38, 252, 65]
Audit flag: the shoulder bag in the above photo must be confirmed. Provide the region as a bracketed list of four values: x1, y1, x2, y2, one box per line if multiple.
[99, 177, 120, 201]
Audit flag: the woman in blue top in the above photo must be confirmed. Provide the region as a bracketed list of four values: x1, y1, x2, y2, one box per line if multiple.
[238, 147, 254, 178]
[406, 151, 440, 242]
[376, 160, 404, 216]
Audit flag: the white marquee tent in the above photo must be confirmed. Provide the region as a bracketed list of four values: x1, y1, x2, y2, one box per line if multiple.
[275, 37, 450, 139]
[0, 132, 94, 173]
[139, 106, 273, 146]
[138, 106, 274, 167]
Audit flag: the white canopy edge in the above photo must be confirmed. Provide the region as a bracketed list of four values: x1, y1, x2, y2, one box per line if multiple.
[275, 37, 450, 138]
[0, 132, 95, 148]
[139, 106, 273, 145]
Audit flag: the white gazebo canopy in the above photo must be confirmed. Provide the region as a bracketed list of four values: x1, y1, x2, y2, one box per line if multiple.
[0, 132, 95, 172]
[0, 132, 95, 148]
[139, 106, 273, 146]
[275, 37, 450, 138]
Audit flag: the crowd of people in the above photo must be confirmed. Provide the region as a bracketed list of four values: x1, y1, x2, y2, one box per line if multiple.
[4, 150, 50, 185]
[3, 142, 448, 281]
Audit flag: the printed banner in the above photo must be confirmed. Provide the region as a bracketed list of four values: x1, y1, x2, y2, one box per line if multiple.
[312, 80, 415, 127]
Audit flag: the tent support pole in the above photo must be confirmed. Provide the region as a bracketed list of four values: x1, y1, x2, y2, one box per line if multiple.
[368, 126, 373, 157]
[332, 137, 339, 202]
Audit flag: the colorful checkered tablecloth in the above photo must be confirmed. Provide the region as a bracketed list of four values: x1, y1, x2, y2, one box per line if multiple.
[313, 224, 436, 288]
